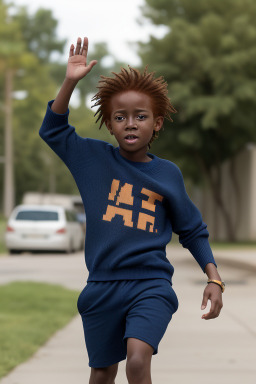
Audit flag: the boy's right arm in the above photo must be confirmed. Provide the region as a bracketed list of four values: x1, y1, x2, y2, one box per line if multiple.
[39, 37, 97, 173]
[51, 37, 97, 114]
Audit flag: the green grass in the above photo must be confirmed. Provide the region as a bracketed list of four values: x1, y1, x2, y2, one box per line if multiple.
[210, 240, 256, 250]
[171, 233, 256, 249]
[0, 281, 79, 379]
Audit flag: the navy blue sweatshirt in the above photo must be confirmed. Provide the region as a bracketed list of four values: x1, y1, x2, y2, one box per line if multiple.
[39, 100, 217, 284]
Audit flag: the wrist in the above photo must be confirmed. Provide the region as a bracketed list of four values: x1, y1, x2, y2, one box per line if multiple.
[64, 77, 79, 88]
[204, 262, 221, 281]
[207, 279, 225, 293]
[51, 77, 78, 114]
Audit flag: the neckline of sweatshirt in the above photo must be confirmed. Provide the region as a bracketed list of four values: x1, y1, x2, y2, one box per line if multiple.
[114, 146, 161, 173]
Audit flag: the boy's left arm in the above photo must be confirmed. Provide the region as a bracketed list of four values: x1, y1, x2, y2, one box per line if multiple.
[201, 262, 223, 320]
[167, 164, 224, 320]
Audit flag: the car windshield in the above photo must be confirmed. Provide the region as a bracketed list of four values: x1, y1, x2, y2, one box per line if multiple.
[15, 210, 59, 221]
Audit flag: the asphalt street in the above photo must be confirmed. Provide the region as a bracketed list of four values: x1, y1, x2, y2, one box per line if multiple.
[0, 245, 256, 384]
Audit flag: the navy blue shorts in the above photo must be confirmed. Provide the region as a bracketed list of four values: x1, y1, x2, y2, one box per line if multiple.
[77, 278, 179, 368]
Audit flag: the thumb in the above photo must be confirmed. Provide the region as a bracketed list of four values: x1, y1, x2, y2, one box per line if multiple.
[201, 296, 208, 310]
[86, 60, 98, 73]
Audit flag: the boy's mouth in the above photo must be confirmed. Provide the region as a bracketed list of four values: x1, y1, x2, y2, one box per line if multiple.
[124, 134, 138, 144]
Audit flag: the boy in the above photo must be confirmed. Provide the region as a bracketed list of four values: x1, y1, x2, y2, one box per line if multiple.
[39, 37, 224, 384]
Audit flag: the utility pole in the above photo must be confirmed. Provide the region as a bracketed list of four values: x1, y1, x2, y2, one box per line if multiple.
[3, 69, 15, 218]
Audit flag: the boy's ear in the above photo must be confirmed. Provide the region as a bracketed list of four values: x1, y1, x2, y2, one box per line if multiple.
[105, 120, 113, 135]
[154, 116, 164, 132]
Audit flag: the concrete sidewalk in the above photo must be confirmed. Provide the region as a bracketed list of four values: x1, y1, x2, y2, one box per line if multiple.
[1, 245, 256, 384]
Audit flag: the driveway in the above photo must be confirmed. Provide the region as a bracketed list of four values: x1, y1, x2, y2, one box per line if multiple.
[0, 251, 88, 290]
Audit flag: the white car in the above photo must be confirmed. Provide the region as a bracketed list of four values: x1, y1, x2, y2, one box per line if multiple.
[5, 204, 85, 254]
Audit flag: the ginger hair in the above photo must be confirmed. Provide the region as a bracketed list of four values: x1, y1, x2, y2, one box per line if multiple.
[91, 65, 177, 149]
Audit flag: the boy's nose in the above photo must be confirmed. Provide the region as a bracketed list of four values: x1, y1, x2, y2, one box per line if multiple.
[126, 117, 137, 128]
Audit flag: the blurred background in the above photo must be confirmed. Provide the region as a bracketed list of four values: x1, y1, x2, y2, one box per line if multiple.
[0, 0, 256, 383]
[0, 0, 256, 246]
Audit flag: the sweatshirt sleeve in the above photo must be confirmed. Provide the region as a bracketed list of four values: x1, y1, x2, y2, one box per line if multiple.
[39, 100, 89, 176]
[169, 163, 217, 273]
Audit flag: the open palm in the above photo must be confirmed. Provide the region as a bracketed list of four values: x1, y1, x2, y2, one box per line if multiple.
[66, 37, 97, 82]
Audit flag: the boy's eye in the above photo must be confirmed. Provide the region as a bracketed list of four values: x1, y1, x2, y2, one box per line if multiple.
[137, 115, 146, 120]
[115, 116, 125, 121]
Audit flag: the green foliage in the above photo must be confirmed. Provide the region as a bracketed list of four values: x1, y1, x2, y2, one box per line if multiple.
[0, 2, 24, 67]
[13, 6, 66, 63]
[139, 0, 256, 181]
[0, 281, 79, 378]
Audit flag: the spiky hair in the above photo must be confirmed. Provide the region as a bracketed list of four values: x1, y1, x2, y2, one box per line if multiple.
[91, 65, 177, 148]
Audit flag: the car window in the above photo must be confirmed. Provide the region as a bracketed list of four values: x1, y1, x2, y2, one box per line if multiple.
[15, 210, 59, 221]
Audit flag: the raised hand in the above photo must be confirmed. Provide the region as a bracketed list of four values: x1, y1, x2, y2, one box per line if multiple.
[50, 37, 97, 114]
[66, 37, 97, 82]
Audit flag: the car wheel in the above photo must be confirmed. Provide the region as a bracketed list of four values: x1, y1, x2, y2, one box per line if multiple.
[9, 249, 22, 255]
[66, 240, 73, 254]
[71, 240, 75, 253]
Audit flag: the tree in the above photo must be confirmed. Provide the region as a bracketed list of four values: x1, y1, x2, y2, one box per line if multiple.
[13, 6, 66, 63]
[0, 0, 34, 216]
[0, 1, 68, 214]
[138, 0, 256, 240]
[10, 5, 69, 200]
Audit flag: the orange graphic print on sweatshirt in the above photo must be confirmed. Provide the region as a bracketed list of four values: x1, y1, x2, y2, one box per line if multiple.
[102, 179, 163, 233]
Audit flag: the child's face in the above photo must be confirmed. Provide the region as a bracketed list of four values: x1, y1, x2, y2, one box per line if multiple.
[105, 90, 163, 162]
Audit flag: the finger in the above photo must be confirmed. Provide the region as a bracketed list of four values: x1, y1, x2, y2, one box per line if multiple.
[75, 37, 82, 55]
[202, 307, 215, 320]
[202, 302, 221, 320]
[86, 60, 98, 72]
[81, 37, 89, 57]
[202, 312, 213, 320]
[202, 310, 220, 320]
[201, 296, 208, 310]
[69, 44, 74, 57]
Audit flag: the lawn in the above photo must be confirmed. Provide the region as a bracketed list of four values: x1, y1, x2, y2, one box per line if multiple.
[0, 281, 79, 379]
[171, 232, 256, 249]
[210, 240, 256, 250]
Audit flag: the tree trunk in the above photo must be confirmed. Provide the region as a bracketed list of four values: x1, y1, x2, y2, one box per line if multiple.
[3, 69, 15, 218]
[229, 157, 242, 235]
[208, 164, 237, 241]
[193, 151, 237, 241]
